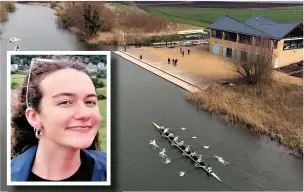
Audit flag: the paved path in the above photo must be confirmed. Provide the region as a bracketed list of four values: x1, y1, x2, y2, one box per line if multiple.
[114, 51, 219, 92]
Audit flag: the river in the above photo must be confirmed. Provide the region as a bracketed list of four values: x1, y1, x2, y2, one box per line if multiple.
[0, 3, 302, 191]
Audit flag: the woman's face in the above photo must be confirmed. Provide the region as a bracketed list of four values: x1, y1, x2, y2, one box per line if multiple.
[37, 68, 101, 149]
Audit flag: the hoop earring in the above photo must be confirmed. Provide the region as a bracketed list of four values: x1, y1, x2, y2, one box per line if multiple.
[34, 129, 42, 139]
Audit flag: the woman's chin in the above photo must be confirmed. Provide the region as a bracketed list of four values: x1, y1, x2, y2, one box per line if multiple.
[65, 139, 95, 150]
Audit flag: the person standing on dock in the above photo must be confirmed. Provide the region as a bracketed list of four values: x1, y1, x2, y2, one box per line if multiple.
[175, 59, 178, 66]
[188, 49, 190, 55]
[182, 51, 184, 57]
[172, 59, 175, 66]
[168, 58, 170, 64]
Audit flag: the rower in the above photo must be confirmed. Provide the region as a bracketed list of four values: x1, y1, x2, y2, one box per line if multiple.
[197, 155, 203, 162]
[162, 128, 169, 136]
[159, 124, 165, 131]
[206, 165, 212, 172]
[173, 136, 179, 142]
[190, 151, 196, 157]
[178, 140, 184, 146]
[184, 145, 191, 153]
[179, 141, 185, 150]
[168, 132, 174, 139]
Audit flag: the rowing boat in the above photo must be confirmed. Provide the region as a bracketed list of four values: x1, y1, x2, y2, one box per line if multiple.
[151, 121, 222, 182]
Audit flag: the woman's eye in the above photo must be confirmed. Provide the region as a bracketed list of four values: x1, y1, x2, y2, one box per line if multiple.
[86, 101, 96, 105]
[59, 100, 72, 105]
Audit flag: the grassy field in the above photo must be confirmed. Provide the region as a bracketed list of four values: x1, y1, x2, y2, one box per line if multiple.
[11, 73, 26, 85]
[98, 99, 107, 151]
[110, 3, 145, 13]
[11, 73, 108, 151]
[96, 87, 107, 96]
[143, 6, 303, 27]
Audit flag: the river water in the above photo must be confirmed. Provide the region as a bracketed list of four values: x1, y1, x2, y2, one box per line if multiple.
[0, 3, 302, 191]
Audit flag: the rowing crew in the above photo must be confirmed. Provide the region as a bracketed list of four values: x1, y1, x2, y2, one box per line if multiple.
[159, 124, 213, 173]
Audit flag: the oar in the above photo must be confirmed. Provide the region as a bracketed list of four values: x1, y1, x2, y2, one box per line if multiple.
[179, 166, 197, 175]
[171, 127, 187, 134]
[169, 154, 191, 161]
[181, 136, 198, 140]
[165, 142, 180, 151]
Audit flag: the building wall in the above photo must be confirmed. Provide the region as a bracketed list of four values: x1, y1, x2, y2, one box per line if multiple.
[273, 39, 303, 67]
[209, 36, 270, 58]
[210, 36, 303, 68]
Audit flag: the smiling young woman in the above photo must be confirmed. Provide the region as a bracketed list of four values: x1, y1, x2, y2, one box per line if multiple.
[11, 59, 107, 182]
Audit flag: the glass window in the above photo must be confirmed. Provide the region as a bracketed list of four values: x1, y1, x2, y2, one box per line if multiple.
[283, 39, 303, 50]
[297, 39, 303, 48]
[223, 32, 237, 42]
[215, 30, 222, 39]
[273, 40, 278, 49]
[239, 34, 252, 44]
[283, 40, 291, 50]
[211, 30, 216, 38]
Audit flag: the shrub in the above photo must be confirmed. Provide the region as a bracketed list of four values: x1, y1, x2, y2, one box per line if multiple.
[5, 2, 16, 12]
[91, 77, 104, 88]
[0, 3, 8, 21]
[11, 82, 19, 89]
[50, 2, 57, 8]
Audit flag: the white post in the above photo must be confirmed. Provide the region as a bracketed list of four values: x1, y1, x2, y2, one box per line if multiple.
[123, 32, 125, 46]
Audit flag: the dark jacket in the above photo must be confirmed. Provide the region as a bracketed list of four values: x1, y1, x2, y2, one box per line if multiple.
[11, 145, 107, 181]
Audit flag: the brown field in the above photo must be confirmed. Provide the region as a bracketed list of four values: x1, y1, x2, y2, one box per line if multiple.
[186, 81, 303, 157]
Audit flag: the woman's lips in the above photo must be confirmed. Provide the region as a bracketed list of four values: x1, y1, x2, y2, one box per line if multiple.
[67, 126, 92, 133]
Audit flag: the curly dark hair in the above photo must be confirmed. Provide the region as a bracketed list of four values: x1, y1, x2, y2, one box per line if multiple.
[11, 59, 100, 159]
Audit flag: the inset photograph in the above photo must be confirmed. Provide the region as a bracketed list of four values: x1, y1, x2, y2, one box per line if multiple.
[7, 51, 111, 186]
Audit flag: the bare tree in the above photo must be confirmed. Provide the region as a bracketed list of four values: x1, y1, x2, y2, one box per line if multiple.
[5, 2, 16, 12]
[230, 37, 275, 85]
[0, 5, 8, 22]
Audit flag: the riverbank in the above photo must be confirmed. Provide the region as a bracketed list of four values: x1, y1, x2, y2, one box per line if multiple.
[0, 2, 16, 22]
[85, 22, 200, 45]
[123, 46, 303, 157]
[186, 82, 303, 157]
[114, 50, 217, 92]
[25, 2, 201, 45]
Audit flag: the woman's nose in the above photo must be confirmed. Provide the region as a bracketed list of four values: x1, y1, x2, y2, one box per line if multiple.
[73, 104, 91, 120]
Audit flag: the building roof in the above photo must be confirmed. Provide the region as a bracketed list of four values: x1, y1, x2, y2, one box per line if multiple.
[244, 15, 278, 25]
[250, 22, 302, 39]
[208, 15, 303, 40]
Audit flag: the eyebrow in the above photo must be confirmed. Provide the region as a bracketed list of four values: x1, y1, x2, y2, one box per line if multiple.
[52, 92, 97, 98]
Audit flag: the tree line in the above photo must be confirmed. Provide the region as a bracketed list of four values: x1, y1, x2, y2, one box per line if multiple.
[11, 55, 107, 66]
